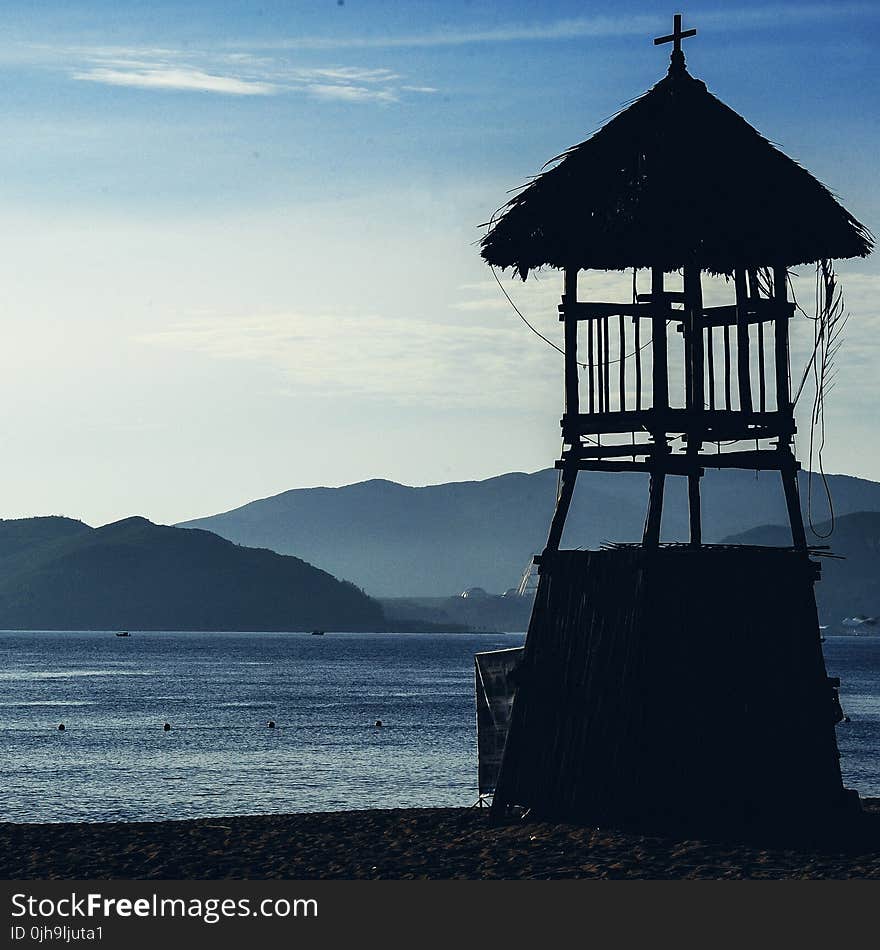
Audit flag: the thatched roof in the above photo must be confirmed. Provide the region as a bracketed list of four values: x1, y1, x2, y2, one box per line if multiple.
[481, 64, 873, 277]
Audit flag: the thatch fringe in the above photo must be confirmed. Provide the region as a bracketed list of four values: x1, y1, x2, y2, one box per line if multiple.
[482, 67, 873, 277]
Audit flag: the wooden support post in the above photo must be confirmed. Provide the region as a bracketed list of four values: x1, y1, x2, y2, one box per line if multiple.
[682, 297, 694, 409]
[648, 267, 669, 547]
[618, 314, 626, 411]
[688, 471, 702, 547]
[643, 469, 666, 547]
[774, 265, 791, 413]
[551, 267, 580, 556]
[545, 463, 578, 554]
[734, 268, 753, 413]
[684, 264, 704, 412]
[651, 267, 668, 412]
[780, 451, 808, 551]
[563, 267, 579, 425]
[684, 264, 704, 548]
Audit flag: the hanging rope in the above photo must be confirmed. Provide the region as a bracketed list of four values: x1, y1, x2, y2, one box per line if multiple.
[484, 204, 577, 363]
[489, 260, 657, 369]
[489, 263, 575, 362]
[788, 260, 847, 539]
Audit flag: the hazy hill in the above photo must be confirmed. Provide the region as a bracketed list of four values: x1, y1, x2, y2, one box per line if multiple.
[381, 592, 533, 634]
[725, 511, 880, 625]
[179, 469, 880, 597]
[0, 516, 385, 631]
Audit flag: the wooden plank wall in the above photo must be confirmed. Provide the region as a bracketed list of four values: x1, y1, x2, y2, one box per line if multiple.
[491, 548, 846, 826]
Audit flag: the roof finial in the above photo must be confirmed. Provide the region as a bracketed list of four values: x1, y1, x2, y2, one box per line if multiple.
[654, 13, 697, 73]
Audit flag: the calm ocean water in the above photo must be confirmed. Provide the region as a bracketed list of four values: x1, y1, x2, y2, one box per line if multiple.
[0, 631, 877, 823]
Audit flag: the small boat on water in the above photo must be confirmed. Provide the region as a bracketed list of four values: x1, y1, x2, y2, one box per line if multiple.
[116, 631, 131, 637]
[311, 630, 325, 636]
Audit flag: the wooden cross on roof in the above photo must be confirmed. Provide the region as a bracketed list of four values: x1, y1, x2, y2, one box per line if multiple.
[654, 13, 696, 71]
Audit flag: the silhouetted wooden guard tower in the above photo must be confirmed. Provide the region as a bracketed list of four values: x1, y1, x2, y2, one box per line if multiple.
[481, 16, 873, 825]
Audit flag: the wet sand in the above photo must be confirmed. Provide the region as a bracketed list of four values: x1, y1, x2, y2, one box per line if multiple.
[3, 801, 880, 879]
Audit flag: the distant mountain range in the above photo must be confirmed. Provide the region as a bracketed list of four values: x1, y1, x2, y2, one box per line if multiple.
[1, 470, 876, 632]
[179, 469, 880, 597]
[0, 516, 385, 631]
[726, 511, 880, 625]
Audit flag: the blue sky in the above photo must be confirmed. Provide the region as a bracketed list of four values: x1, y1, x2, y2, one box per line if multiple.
[0, 1, 877, 525]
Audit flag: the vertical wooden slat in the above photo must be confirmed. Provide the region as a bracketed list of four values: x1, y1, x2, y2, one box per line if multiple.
[734, 268, 753, 413]
[746, 269, 760, 302]
[618, 314, 626, 411]
[757, 319, 766, 413]
[723, 324, 732, 410]
[634, 315, 642, 410]
[746, 269, 759, 298]
[747, 270, 766, 413]
[603, 315, 611, 412]
[596, 316, 604, 413]
[706, 323, 715, 410]
[587, 315, 595, 413]
[563, 267, 579, 423]
[774, 265, 791, 412]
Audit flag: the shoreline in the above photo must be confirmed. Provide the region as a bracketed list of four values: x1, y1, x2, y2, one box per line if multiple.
[0, 627, 521, 635]
[3, 801, 880, 880]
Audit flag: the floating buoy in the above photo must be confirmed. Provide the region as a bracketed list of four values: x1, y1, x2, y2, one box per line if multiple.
[374, 720, 383, 729]
[58, 723, 65, 732]
[163, 722, 172, 732]
[267, 720, 276, 728]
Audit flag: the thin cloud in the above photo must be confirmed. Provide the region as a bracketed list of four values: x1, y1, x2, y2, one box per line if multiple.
[306, 83, 398, 104]
[138, 312, 559, 409]
[242, 15, 659, 50]
[64, 49, 431, 102]
[73, 66, 277, 96]
[293, 66, 400, 83]
[233, 4, 878, 51]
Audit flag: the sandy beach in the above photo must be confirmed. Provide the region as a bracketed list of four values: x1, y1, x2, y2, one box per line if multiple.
[2, 800, 880, 879]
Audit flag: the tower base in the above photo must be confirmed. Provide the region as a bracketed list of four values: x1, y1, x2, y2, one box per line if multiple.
[491, 547, 851, 827]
